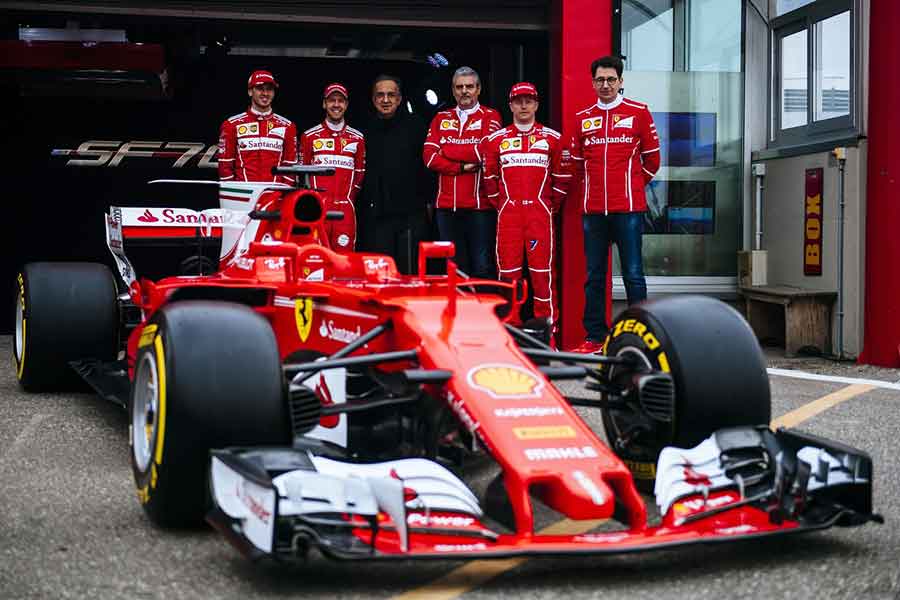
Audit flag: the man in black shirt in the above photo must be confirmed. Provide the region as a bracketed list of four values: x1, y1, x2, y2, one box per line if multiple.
[357, 74, 432, 274]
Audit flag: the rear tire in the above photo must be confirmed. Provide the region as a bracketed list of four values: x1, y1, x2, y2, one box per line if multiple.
[14, 262, 118, 391]
[129, 300, 291, 528]
[600, 296, 770, 487]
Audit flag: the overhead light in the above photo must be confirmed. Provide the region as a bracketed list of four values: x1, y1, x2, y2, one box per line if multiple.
[407, 101, 414, 114]
[426, 53, 449, 68]
[425, 89, 438, 105]
[19, 27, 127, 42]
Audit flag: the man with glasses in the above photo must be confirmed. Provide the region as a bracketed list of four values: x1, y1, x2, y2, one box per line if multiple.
[356, 74, 431, 273]
[569, 55, 660, 354]
[218, 70, 297, 184]
[423, 66, 502, 280]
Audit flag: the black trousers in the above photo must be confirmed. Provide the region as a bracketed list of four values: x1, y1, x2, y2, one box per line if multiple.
[358, 214, 427, 275]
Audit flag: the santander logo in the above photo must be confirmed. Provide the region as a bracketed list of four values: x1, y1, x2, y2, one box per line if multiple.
[137, 209, 159, 223]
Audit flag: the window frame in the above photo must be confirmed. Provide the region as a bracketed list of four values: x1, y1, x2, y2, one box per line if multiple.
[770, 0, 855, 146]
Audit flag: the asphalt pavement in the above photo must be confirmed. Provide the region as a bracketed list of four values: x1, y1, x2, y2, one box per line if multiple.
[1, 335, 898, 600]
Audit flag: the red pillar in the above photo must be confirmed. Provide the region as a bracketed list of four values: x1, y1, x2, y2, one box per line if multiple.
[551, 0, 613, 350]
[860, 1, 900, 367]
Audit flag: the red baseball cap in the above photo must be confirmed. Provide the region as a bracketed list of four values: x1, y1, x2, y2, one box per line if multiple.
[323, 83, 349, 99]
[509, 81, 538, 101]
[247, 70, 278, 88]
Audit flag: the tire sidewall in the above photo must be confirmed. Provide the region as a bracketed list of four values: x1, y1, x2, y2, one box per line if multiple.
[601, 310, 676, 484]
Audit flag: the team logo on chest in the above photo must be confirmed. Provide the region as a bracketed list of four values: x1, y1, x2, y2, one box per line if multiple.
[500, 138, 522, 152]
[313, 138, 336, 152]
[581, 117, 603, 133]
[237, 123, 259, 136]
[613, 115, 635, 130]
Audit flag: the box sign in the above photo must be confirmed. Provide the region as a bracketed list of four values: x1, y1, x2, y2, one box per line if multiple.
[804, 168, 823, 276]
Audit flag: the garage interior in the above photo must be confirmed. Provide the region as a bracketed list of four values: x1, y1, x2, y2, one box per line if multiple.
[1, 1, 552, 333]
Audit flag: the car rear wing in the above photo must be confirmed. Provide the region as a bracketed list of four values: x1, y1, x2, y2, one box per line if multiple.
[104, 180, 294, 286]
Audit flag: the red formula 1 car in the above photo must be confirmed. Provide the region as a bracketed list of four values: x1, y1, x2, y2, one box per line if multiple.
[14, 166, 880, 562]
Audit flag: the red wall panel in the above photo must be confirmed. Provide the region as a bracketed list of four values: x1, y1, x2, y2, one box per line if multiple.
[861, 0, 900, 367]
[551, 0, 613, 350]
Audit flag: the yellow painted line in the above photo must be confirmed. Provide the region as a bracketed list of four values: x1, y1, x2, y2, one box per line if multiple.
[391, 383, 875, 600]
[771, 383, 874, 429]
[390, 519, 606, 600]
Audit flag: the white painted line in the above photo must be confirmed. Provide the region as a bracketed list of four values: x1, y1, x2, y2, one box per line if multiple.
[767, 368, 900, 391]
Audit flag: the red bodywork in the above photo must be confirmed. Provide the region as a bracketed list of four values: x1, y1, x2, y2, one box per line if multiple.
[125, 188, 816, 557]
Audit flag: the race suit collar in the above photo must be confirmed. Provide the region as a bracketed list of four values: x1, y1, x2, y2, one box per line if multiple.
[249, 107, 273, 118]
[325, 119, 346, 132]
[513, 121, 536, 133]
[596, 95, 624, 110]
[455, 102, 481, 127]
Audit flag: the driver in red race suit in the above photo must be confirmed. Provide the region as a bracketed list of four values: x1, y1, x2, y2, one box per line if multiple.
[479, 82, 571, 334]
[300, 83, 366, 252]
[218, 70, 298, 184]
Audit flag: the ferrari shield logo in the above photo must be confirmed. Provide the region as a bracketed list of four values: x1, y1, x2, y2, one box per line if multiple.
[294, 297, 314, 342]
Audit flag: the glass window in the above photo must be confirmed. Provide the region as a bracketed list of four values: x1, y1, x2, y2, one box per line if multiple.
[814, 11, 850, 121]
[781, 29, 808, 129]
[771, 1, 854, 144]
[618, 0, 743, 278]
[622, 0, 674, 71]
[687, 0, 741, 72]
[777, 0, 817, 15]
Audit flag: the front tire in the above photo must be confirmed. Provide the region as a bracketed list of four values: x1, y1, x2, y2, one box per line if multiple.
[130, 300, 291, 527]
[600, 296, 771, 487]
[14, 262, 118, 391]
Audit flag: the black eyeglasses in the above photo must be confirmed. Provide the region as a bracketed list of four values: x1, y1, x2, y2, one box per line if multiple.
[592, 76, 620, 86]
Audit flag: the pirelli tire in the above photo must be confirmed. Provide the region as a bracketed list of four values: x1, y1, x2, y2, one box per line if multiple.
[130, 301, 291, 528]
[600, 295, 771, 488]
[14, 262, 119, 391]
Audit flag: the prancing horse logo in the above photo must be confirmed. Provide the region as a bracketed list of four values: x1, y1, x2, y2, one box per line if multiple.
[294, 297, 313, 342]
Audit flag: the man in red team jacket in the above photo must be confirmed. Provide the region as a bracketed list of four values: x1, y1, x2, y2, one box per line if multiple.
[423, 66, 502, 279]
[218, 70, 298, 184]
[569, 55, 660, 354]
[300, 83, 366, 252]
[480, 82, 570, 334]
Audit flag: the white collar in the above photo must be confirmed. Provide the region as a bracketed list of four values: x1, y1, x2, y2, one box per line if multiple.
[596, 95, 624, 110]
[455, 102, 481, 117]
[514, 121, 535, 133]
[250, 106, 273, 117]
[325, 120, 345, 132]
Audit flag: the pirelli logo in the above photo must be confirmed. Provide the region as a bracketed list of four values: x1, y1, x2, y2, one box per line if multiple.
[513, 425, 577, 440]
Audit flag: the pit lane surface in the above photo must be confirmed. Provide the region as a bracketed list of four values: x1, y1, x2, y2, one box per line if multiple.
[1, 334, 898, 600]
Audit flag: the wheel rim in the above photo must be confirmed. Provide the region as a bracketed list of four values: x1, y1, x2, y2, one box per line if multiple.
[14, 289, 24, 363]
[605, 345, 654, 446]
[132, 351, 160, 472]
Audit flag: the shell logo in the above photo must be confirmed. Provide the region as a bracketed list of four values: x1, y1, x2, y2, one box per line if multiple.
[500, 140, 510, 150]
[314, 140, 324, 150]
[582, 117, 603, 131]
[467, 363, 544, 399]
[440, 119, 458, 130]
[238, 125, 248, 135]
